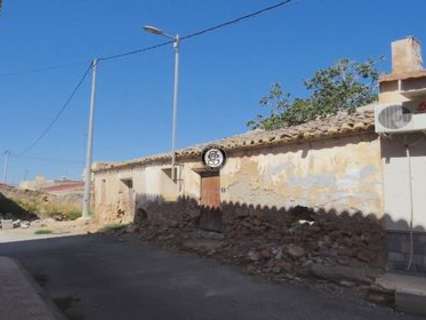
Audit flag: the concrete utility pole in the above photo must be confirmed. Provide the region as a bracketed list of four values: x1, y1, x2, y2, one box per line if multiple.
[82, 59, 98, 219]
[144, 25, 180, 181]
[2, 150, 10, 183]
[170, 34, 180, 181]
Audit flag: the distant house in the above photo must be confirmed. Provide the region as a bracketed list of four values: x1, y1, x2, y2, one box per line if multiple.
[93, 37, 426, 273]
[19, 176, 83, 196]
[41, 180, 84, 196]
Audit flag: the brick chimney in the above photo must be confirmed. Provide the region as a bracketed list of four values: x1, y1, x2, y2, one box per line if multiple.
[391, 37, 423, 74]
[379, 37, 426, 104]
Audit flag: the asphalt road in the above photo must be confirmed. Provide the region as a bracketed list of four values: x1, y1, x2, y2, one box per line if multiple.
[0, 233, 420, 320]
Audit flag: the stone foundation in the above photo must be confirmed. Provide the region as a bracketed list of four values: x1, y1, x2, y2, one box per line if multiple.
[135, 196, 200, 226]
[129, 200, 386, 277]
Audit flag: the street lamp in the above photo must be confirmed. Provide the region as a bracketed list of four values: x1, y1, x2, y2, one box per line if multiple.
[144, 25, 180, 182]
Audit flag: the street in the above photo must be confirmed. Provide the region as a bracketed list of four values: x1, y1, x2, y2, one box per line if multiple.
[0, 233, 421, 320]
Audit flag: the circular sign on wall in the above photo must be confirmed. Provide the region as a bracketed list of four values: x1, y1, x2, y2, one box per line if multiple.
[202, 145, 226, 170]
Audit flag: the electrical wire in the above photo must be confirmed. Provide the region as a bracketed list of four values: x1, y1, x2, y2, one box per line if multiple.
[15, 62, 93, 157]
[181, 0, 293, 41]
[1, 0, 294, 75]
[0, 60, 90, 77]
[1, 1, 294, 74]
[99, 40, 174, 62]
[100, 0, 293, 62]
[12, 0, 295, 155]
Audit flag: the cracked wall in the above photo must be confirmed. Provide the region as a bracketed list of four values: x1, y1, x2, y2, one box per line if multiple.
[220, 133, 383, 217]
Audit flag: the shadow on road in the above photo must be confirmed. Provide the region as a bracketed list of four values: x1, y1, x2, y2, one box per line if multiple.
[0, 234, 421, 320]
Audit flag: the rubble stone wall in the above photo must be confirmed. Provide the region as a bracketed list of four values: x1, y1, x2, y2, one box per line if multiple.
[115, 202, 386, 288]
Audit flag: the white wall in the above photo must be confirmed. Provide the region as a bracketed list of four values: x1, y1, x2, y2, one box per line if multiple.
[382, 134, 426, 231]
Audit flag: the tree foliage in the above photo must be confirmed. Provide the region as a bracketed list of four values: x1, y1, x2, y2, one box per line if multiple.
[247, 59, 380, 130]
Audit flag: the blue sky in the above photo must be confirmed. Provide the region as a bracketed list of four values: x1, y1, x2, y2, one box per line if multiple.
[1, 0, 425, 184]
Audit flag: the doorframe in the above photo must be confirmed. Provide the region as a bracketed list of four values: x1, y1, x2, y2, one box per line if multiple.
[120, 177, 135, 217]
[194, 168, 220, 204]
[197, 169, 222, 210]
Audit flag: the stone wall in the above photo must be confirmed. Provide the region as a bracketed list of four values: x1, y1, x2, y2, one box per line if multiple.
[112, 202, 385, 290]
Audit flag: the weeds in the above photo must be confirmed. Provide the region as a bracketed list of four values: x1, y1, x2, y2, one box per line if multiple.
[99, 223, 127, 233]
[65, 209, 82, 221]
[34, 229, 53, 235]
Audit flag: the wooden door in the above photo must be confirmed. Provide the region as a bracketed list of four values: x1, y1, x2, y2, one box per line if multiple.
[199, 172, 222, 232]
[201, 174, 220, 209]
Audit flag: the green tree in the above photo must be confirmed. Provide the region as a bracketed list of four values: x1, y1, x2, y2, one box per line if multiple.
[248, 59, 379, 130]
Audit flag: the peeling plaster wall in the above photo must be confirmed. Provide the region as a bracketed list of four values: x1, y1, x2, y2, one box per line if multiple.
[133, 161, 203, 224]
[221, 133, 383, 217]
[93, 160, 204, 224]
[93, 167, 138, 224]
[93, 133, 384, 224]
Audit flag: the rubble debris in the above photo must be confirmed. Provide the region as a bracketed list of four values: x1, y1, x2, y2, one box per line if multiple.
[12, 220, 21, 228]
[308, 263, 380, 285]
[367, 286, 395, 306]
[20, 221, 31, 229]
[286, 244, 305, 258]
[0, 218, 42, 230]
[104, 206, 386, 299]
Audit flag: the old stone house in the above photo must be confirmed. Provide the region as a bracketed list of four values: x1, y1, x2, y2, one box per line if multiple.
[93, 111, 379, 222]
[93, 37, 426, 273]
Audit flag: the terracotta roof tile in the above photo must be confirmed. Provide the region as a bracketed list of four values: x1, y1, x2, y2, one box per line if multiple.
[93, 109, 375, 172]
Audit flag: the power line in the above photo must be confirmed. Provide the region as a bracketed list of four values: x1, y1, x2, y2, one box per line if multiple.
[11, 0, 295, 156]
[4, 0, 294, 70]
[99, 40, 174, 62]
[0, 60, 90, 77]
[100, 0, 293, 62]
[16, 62, 93, 157]
[181, 0, 293, 41]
